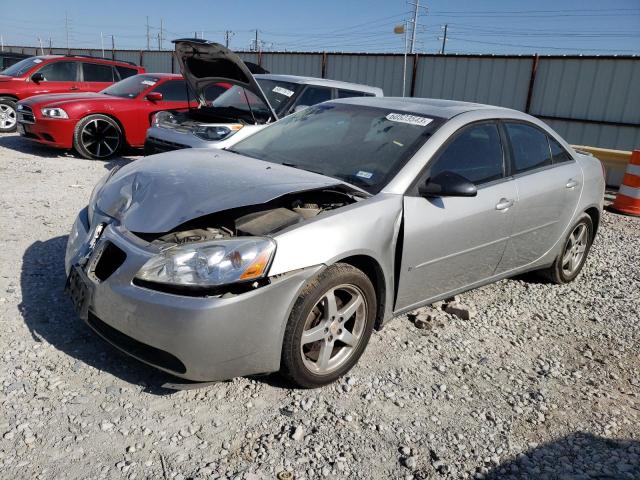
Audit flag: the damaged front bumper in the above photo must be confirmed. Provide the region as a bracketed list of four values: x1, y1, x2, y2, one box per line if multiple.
[64, 209, 321, 381]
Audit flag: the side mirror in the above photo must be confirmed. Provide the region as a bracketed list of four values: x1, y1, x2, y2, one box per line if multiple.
[31, 72, 44, 83]
[419, 171, 477, 198]
[146, 92, 163, 102]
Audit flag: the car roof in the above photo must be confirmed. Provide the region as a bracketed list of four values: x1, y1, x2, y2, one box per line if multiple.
[31, 55, 141, 67]
[328, 96, 519, 119]
[139, 73, 183, 79]
[254, 74, 383, 95]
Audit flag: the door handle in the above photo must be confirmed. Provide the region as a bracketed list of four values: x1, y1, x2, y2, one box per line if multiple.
[495, 198, 514, 211]
[566, 179, 579, 189]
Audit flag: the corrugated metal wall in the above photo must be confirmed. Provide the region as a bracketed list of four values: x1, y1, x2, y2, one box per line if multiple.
[3, 46, 638, 150]
[413, 56, 533, 110]
[261, 53, 323, 77]
[326, 54, 407, 96]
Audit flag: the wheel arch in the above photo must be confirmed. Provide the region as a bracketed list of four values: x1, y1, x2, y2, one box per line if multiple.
[333, 254, 387, 331]
[0, 94, 19, 101]
[584, 206, 600, 240]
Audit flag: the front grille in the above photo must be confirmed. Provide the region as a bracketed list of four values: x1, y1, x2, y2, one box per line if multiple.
[88, 312, 187, 374]
[144, 136, 191, 155]
[17, 105, 35, 124]
[93, 241, 127, 281]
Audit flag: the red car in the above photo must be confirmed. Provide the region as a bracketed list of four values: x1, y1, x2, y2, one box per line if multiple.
[0, 55, 144, 133]
[16, 74, 227, 159]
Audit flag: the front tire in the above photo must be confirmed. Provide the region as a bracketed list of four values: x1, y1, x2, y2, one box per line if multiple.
[541, 213, 593, 284]
[73, 114, 122, 160]
[280, 263, 377, 388]
[0, 97, 18, 133]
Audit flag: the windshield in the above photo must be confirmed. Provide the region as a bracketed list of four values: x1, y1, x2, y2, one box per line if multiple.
[211, 79, 301, 120]
[101, 74, 160, 98]
[229, 103, 444, 194]
[1, 57, 43, 77]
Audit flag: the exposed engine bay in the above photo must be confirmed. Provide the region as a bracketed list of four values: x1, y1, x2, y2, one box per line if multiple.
[135, 187, 360, 246]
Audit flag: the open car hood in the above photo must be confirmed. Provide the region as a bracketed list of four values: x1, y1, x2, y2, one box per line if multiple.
[96, 149, 344, 233]
[172, 38, 277, 120]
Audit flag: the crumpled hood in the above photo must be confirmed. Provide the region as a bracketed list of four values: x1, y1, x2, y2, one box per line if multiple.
[20, 92, 107, 107]
[97, 149, 343, 233]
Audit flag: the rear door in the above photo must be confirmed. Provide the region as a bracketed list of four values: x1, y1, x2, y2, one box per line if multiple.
[497, 121, 582, 271]
[395, 121, 518, 310]
[81, 62, 117, 92]
[31, 60, 80, 94]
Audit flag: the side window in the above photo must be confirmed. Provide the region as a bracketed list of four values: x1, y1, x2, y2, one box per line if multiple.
[116, 66, 138, 80]
[36, 61, 78, 81]
[151, 80, 189, 102]
[548, 136, 573, 164]
[82, 62, 115, 82]
[505, 123, 552, 174]
[337, 89, 371, 99]
[294, 86, 332, 108]
[429, 123, 505, 185]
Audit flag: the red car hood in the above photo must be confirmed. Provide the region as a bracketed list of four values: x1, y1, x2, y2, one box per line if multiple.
[20, 92, 125, 107]
[0, 75, 16, 83]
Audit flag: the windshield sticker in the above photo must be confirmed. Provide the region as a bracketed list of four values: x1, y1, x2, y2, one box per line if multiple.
[386, 113, 433, 126]
[273, 86, 294, 97]
[33, 59, 43, 63]
[141, 80, 157, 86]
[356, 170, 373, 179]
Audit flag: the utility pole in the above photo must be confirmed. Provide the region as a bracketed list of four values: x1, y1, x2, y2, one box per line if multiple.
[38, 37, 44, 55]
[48, 38, 52, 52]
[440, 24, 448, 54]
[65, 12, 69, 51]
[146, 16, 150, 50]
[1, 35, 4, 52]
[111, 34, 115, 55]
[159, 18, 164, 50]
[225, 30, 233, 48]
[254, 29, 259, 52]
[100, 32, 105, 57]
[409, 0, 419, 54]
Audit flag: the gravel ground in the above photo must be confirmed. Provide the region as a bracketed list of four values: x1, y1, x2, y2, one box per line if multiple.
[0, 133, 639, 480]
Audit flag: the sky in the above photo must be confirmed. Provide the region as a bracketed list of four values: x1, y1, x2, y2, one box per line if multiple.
[1, 0, 639, 55]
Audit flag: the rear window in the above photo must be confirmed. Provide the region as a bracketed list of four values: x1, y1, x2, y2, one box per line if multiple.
[338, 89, 373, 98]
[82, 62, 115, 82]
[116, 66, 139, 80]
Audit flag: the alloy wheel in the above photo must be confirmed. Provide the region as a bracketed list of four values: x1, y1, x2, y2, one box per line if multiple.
[300, 284, 367, 375]
[0, 104, 17, 130]
[561, 223, 588, 276]
[80, 119, 120, 158]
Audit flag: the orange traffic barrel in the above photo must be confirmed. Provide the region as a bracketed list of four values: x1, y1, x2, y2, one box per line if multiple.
[611, 149, 640, 217]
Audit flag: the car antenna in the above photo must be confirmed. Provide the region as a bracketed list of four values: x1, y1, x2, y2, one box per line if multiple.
[242, 88, 257, 124]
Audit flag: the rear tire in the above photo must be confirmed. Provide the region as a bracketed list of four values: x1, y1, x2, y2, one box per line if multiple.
[73, 114, 122, 160]
[0, 97, 18, 133]
[540, 213, 593, 284]
[280, 263, 377, 388]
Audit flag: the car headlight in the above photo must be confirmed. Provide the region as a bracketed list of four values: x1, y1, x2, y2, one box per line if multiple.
[135, 237, 275, 287]
[41, 107, 68, 119]
[193, 124, 242, 141]
[153, 110, 176, 127]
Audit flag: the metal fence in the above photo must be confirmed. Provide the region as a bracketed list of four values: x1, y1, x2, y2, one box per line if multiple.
[4, 45, 639, 151]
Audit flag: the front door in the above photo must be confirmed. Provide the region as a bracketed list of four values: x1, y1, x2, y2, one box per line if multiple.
[395, 121, 517, 311]
[30, 61, 80, 95]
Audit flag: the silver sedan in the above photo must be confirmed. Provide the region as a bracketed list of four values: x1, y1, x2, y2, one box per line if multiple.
[65, 97, 605, 388]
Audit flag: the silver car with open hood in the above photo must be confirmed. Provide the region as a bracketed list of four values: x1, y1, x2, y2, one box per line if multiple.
[66, 97, 604, 388]
[144, 39, 382, 155]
